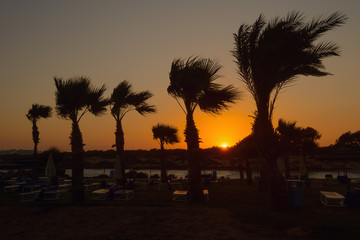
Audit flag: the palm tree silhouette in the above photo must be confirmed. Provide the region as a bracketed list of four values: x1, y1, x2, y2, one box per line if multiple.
[168, 56, 240, 201]
[152, 123, 179, 183]
[26, 104, 52, 158]
[232, 12, 346, 207]
[54, 76, 107, 202]
[109, 80, 156, 179]
[275, 119, 299, 178]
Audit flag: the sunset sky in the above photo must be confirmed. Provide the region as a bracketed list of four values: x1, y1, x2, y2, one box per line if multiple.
[0, 0, 359, 152]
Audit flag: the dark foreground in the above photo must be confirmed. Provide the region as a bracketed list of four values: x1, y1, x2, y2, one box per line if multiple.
[1, 180, 360, 240]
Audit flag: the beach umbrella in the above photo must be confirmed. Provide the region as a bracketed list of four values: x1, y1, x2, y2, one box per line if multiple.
[45, 153, 56, 178]
[115, 154, 122, 180]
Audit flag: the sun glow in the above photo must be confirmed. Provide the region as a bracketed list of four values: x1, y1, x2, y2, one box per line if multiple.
[221, 143, 228, 149]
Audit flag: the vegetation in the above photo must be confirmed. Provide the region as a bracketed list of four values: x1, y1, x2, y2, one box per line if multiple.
[276, 119, 321, 178]
[232, 134, 258, 184]
[109, 80, 156, 179]
[336, 131, 360, 148]
[152, 123, 180, 183]
[26, 104, 52, 158]
[54, 76, 108, 202]
[232, 11, 347, 208]
[168, 56, 240, 201]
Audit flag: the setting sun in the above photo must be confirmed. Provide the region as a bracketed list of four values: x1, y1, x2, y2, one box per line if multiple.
[221, 143, 228, 149]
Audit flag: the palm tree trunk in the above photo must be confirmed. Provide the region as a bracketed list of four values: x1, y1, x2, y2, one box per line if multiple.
[160, 143, 167, 183]
[32, 121, 39, 157]
[70, 121, 85, 202]
[31, 121, 40, 178]
[115, 119, 125, 177]
[185, 113, 203, 201]
[255, 98, 289, 208]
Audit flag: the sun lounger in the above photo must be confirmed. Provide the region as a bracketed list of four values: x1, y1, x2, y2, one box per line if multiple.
[57, 184, 71, 191]
[3, 185, 20, 193]
[19, 190, 41, 202]
[85, 182, 101, 191]
[22, 184, 41, 193]
[173, 189, 209, 201]
[320, 191, 345, 207]
[113, 190, 134, 200]
[173, 190, 188, 201]
[43, 189, 67, 200]
[91, 188, 109, 200]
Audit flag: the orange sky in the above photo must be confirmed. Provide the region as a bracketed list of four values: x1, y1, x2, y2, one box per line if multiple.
[0, 1, 359, 152]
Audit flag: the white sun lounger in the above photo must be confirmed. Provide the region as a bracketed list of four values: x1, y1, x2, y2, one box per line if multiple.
[19, 190, 41, 202]
[320, 191, 345, 207]
[91, 188, 109, 200]
[173, 189, 209, 201]
[43, 190, 68, 200]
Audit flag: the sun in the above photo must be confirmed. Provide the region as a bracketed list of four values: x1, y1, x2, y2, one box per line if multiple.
[221, 143, 228, 149]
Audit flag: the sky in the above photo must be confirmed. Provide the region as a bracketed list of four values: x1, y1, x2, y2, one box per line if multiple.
[0, 0, 359, 152]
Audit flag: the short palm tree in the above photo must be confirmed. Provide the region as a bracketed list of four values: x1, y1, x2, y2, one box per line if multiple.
[54, 76, 107, 202]
[168, 56, 240, 201]
[275, 119, 300, 178]
[232, 12, 346, 208]
[109, 80, 156, 178]
[276, 120, 321, 178]
[26, 104, 52, 157]
[152, 123, 179, 183]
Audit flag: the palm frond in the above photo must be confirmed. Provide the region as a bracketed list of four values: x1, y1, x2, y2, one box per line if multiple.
[54, 76, 106, 121]
[26, 104, 52, 121]
[110, 80, 155, 119]
[88, 85, 108, 116]
[198, 84, 241, 114]
[152, 123, 179, 145]
[232, 11, 347, 123]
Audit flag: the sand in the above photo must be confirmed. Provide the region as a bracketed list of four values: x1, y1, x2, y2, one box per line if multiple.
[0, 205, 263, 240]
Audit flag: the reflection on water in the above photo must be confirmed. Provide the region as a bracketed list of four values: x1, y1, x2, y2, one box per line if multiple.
[65, 169, 360, 179]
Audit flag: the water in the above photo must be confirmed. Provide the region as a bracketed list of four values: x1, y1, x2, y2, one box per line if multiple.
[65, 169, 360, 179]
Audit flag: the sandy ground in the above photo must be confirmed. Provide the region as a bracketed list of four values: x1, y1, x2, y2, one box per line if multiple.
[0, 205, 274, 240]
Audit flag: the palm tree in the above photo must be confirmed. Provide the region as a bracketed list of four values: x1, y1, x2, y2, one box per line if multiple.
[232, 12, 346, 207]
[298, 127, 321, 177]
[54, 76, 107, 202]
[109, 80, 156, 178]
[275, 119, 300, 178]
[152, 123, 179, 183]
[168, 56, 240, 201]
[276, 120, 321, 179]
[26, 104, 52, 157]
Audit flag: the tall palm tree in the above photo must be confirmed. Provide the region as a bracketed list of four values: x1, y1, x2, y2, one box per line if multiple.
[26, 104, 52, 157]
[168, 56, 240, 201]
[109, 80, 156, 178]
[232, 12, 346, 208]
[152, 123, 179, 183]
[54, 76, 107, 202]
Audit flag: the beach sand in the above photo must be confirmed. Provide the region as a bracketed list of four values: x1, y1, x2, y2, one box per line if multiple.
[0, 205, 259, 240]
